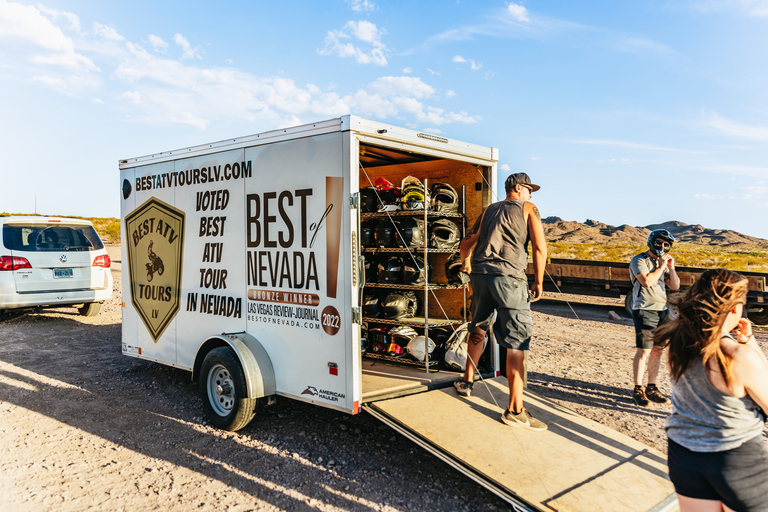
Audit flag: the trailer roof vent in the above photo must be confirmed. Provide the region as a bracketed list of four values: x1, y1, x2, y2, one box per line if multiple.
[417, 133, 448, 144]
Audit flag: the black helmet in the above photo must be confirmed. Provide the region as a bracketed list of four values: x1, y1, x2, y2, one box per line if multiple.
[429, 218, 461, 249]
[368, 326, 392, 354]
[395, 217, 426, 249]
[378, 255, 404, 284]
[361, 322, 369, 353]
[430, 183, 459, 213]
[362, 291, 382, 318]
[402, 255, 428, 285]
[374, 219, 398, 247]
[647, 229, 675, 257]
[374, 177, 401, 211]
[445, 252, 468, 285]
[360, 187, 378, 213]
[381, 291, 419, 319]
[362, 254, 378, 283]
[401, 176, 429, 211]
[360, 219, 377, 247]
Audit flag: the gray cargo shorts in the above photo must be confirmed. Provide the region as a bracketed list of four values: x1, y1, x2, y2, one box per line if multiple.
[468, 273, 532, 351]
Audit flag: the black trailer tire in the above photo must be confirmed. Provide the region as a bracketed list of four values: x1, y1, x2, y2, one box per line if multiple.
[749, 307, 768, 325]
[79, 302, 101, 317]
[624, 293, 633, 317]
[200, 347, 258, 431]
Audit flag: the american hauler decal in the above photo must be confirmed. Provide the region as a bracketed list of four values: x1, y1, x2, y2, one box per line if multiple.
[125, 197, 185, 342]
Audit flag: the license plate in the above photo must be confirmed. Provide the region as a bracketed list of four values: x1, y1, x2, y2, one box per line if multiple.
[54, 268, 73, 278]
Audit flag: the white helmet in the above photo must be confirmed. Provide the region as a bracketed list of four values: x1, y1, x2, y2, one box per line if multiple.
[406, 335, 436, 362]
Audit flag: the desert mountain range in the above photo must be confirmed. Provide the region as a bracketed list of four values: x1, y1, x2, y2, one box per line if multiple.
[542, 218, 768, 247]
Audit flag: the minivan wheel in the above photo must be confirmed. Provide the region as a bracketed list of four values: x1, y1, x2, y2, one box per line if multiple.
[79, 302, 101, 317]
[200, 347, 258, 431]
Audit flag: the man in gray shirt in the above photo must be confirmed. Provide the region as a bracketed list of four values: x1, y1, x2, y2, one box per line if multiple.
[454, 172, 548, 431]
[629, 229, 680, 406]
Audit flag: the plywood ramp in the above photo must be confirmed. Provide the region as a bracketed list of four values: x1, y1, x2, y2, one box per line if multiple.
[367, 376, 677, 512]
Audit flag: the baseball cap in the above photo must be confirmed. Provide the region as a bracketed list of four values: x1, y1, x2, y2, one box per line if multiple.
[505, 172, 540, 192]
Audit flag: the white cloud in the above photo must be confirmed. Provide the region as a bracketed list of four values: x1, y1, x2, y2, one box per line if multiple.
[427, 68, 440, 76]
[319, 20, 388, 66]
[402, 67, 412, 73]
[530, 156, 540, 160]
[499, 164, 511, 171]
[687, 0, 768, 17]
[567, 138, 704, 153]
[348, 0, 376, 12]
[702, 111, 768, 141]
[36, 5, 81, 32]
[93, 22, 124, 42]
[0, 1, 98, 72]
[453, 55, 482, 70]
[446, 90, 456, 98]
[507, 3, 530, 22]
[174, 33, 201, 60]
[616, 38, 675, 55]
[148, 34, 169, 52]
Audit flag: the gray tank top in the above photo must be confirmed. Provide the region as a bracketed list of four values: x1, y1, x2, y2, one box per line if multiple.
[471, 200, 529, 279]
[665, 342, 764, 452]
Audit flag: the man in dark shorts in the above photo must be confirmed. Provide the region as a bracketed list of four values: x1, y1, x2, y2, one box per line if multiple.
[453, 172, 548, 431]
[629, 229, 680, 406]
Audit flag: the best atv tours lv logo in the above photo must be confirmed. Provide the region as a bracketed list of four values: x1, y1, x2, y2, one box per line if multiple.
[125, 198, 185, 342]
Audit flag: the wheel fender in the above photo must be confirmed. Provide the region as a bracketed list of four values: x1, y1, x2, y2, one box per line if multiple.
[219, 333, 276, 399]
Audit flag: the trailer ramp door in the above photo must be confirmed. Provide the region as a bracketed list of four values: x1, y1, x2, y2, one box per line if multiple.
[365, 377, 677, 512]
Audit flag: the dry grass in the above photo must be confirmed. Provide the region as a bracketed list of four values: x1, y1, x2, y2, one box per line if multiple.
[548, 241, 768, 273]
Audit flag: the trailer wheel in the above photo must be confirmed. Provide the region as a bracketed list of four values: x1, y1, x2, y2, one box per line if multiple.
[78, 302, 101, 317]
[624, 293, 633, 317]
[749, 307, 768, 326]
[200, 347, 258, 431]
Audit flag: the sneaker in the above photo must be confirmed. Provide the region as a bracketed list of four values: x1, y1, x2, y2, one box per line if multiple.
[501, 407, 548, 431]
[645, 385, 670, 405]
[633, 387, 650, 407]
[454, 379, 473, 397]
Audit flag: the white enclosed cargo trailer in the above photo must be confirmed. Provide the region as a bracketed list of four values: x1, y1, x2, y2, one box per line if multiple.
[119, 115, 677, 512]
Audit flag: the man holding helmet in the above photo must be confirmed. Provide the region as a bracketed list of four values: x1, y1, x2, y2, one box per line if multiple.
[629, 229, 680, 406]
[454, 172, 548, 431]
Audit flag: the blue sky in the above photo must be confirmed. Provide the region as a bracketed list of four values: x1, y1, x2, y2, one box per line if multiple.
[1, 0, 767, 239]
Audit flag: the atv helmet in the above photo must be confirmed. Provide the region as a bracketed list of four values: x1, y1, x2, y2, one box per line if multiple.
[444, 252, 468, 285]
[368, 326, 392, 354]
[430, 183, 459, 214]
[359, 187, 378, 213]
[429, 218, 461, 249]
[362, 254, 378, 283]
[406, 335, 436, 362]
[402, 255, 428, 285]
[389, 325, 419, 357]
[374, 178, 401, 211]
[381, 291, 419, 319]
[360, 219, 377, 247]
[647, 229, 675, 257]
[374, 219, 398, 247]
[362, 291, 382, 318]
[395, 217, 426, 249]
[378, 255, 404, 284]
[401, 176, 429, 211]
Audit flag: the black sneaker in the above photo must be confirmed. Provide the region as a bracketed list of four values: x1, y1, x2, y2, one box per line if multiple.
[633, 387, 649, 407]
[645, 385, 670, 404]
[454, 379, 473, 397]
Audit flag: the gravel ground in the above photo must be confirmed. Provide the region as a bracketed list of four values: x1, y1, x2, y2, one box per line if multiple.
[1, 246, 766, 511]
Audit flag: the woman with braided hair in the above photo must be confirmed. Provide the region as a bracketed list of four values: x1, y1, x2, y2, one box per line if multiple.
[656, 269, 768, 511]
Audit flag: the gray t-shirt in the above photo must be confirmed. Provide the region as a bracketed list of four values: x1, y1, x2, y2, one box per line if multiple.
[629, 252, 668, 311]
[665, 346, 764, 452]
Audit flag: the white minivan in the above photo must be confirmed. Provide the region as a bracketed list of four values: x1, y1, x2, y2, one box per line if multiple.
[0, 216, 113, 316]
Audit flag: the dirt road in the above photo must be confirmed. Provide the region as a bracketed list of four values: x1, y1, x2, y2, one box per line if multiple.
[0, 246, 765, 511]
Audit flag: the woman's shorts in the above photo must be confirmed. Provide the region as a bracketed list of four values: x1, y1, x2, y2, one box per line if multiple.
[667, 436, 768, 511]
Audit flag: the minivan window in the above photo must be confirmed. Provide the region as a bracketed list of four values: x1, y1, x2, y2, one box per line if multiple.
[2, 225, 105, 252]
